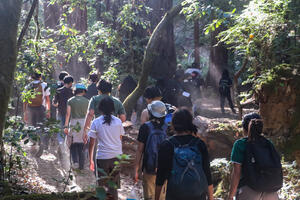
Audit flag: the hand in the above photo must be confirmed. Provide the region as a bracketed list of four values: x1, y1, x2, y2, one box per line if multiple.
[46, 110, 51, 119]
[134, 169, 139, 183]
[89, 160, 95, 171]
[83, 132, 88, 144]
[64, 128, 69, 135]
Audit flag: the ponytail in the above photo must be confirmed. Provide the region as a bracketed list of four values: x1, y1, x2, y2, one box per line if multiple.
[248, 119, 263, 141]
[98, 96, 115, 125]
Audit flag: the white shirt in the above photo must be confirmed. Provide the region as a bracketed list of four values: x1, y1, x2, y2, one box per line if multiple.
[26, 80, 50, 107]
[88, 115, 124, 159]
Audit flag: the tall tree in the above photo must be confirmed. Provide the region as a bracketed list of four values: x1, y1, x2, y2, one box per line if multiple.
[0, 0, 22, 180]
[43, 0, 89, 80]
[146, 0, 177, 79]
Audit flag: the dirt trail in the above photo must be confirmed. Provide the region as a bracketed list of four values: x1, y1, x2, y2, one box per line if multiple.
[17, 94, 252, 199]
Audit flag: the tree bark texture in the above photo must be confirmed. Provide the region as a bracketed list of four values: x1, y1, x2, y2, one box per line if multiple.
[146, 0, 177, 79]
[194, 19, 200, 66]
[0, 0, 22, 180]
[43, 0, 89, 80]
[123, 3, 185, 114]
[17, 0, 38, 50]
[206, 27, 228, 88]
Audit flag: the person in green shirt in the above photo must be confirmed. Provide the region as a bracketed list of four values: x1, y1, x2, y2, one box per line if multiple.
[227, 113, 279, 200]
[83, 80, 126, 144]
[64, 83, 89, 170]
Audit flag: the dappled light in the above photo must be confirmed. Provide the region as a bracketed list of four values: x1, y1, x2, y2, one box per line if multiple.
[0, 0, 299, 200]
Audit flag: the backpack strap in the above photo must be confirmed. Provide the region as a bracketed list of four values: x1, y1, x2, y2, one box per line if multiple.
[167, 136, 199, 148]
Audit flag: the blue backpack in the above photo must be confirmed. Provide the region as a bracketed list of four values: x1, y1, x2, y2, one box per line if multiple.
[166, 137, 208, 200]
[144, 121, 167, 174]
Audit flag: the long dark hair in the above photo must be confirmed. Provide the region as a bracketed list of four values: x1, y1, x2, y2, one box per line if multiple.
[242, 112, 263, 141]
[172, 108, 197, 134]
[98, 96, 115, 125]
[248, 119, 263, 141]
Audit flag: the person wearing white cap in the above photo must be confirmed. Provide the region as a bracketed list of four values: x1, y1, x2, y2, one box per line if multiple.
[134, 100, 168, 200]
[64, 83, 89, 170]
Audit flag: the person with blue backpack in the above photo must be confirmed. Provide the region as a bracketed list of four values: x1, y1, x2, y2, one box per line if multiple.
[134, 100, 168, 200]
[227, 113, 282, 200]
[155, 108, 214, 200]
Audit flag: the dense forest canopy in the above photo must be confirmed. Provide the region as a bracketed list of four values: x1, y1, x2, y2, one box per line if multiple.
[0, 0, 299, 199]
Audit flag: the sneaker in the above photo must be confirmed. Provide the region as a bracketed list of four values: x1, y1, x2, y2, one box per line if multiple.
[73, 162, 79, 169]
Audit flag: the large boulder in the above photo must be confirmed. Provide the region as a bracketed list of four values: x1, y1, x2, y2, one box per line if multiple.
[194, 116, 243, 160]
[255, 64, 300, 162]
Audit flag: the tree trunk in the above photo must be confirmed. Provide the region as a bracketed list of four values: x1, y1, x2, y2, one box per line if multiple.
[206, 28, 228, 88]
[146, 0, 177, 79]
[194, 19, 200, 66]
[17, 0, 38, 50]
[123, 3, 185, 113]
[0, 0, 22, 181]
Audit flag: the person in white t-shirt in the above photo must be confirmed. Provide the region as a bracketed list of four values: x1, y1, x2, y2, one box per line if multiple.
[88, 96, 124, 200]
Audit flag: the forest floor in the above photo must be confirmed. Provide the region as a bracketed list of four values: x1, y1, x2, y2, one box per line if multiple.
[5, 93, 299, 199]
[6, 93, 238, 199]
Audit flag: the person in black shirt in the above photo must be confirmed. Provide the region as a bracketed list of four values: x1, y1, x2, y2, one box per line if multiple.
[53, 75, 74, 169]
[155, 108, 214, 200]
[85, 73, 99, 100]
[219, 69, 236, 114]
[135, 101, 168, 200]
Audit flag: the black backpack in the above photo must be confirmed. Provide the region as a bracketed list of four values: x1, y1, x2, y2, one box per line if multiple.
[243, 136, 283, 192]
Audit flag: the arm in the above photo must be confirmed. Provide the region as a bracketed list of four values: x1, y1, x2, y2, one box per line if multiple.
[140, 109, 149, 124]
[23, 102, 28, 123]
[119, 114, 126, 123]
[64, 105, 71, 135]
[83, 109, 94, 144]
[134, 141, 144, 182]
[52, 95, 58, 107]
[200, 141, 214, 200]
[155, 186, 163, 200]
[45, 95, 51, 118]
[89, 137, 96, 171]
[228, 163, 242, 200]
[208, 185, 214, 200]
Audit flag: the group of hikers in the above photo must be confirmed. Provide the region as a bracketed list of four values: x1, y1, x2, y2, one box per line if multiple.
[22, 68, 282, 200]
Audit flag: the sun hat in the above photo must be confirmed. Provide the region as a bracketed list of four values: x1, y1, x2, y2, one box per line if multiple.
[75, 83, 87, 90]
[147, 100, 167, 118]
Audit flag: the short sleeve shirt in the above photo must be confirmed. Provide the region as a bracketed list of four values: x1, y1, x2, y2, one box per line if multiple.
[88, 115, 125, 159]
[230, 138, 247, 164]
[25, 81, 50, 108]
[88, 94, 125, 118]
[67, 96, 89, 119]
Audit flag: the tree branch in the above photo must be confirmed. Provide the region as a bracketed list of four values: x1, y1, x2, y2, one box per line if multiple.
[17, 0, 39, 50]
